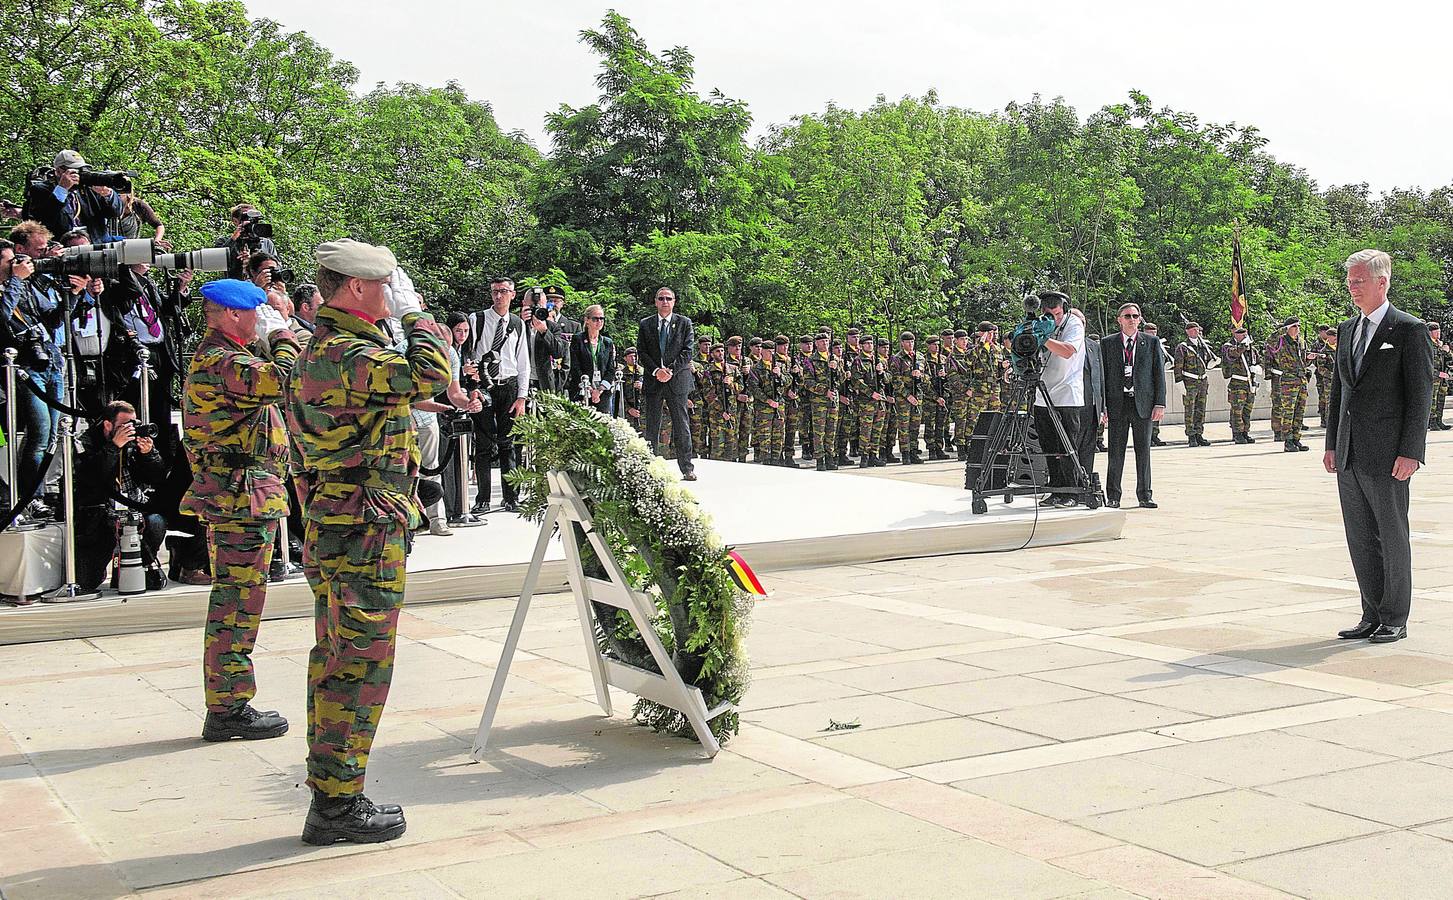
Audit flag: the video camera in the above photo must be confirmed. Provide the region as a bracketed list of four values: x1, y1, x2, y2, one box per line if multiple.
[234, 209, 274, 250]
[1008, 295, 1057, 373]
[438, 410, 475, 440]
[30, 238, 232, 280]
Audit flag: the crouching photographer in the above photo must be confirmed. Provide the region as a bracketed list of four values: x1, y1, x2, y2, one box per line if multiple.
[74, 401, 169, 592]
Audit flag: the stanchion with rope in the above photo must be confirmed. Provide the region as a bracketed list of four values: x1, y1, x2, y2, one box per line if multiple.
[43, 335, 99, 602]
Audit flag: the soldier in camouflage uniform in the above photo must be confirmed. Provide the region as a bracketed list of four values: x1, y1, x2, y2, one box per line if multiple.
[1173, 321, 1216, 447]
[1221, 326, 1258, 443]
[689, 335, 711, 459]
[705, 342, 739, 461]
[621, 347, 644, 433]
[750, 338, 793, 465]
[1429, 321, 1451, 430]
[923, 333, 951, 460]
[1263, 328, 1286, 442]
[802, 332, 841, 471]
[787, 335, 811, 460]
[1268, 316, 1311, 452]
[876, 338, 898, 461]
[889, 331, 926, 464]
[181, 279, 299, 744]
[1309, 325, 1337, 427]
[288, 240, 451, 845]
[945, 330, 973, 461]
[847, 335, 878, 467]
[836, 329, 861, 462]
[727, 337, 752, 460]
[1143, 323, 1171, 446]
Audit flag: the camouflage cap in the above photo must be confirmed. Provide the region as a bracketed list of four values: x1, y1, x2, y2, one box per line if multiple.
[813, 331, 830, 342]
[315, 238, 397, 279]
[711, 342, 724, 351]
[939, 328, 954, 337]
[748, 336, 763, 348]
[797, 334, 813, 344]
[861, 334, 877, 345]
[697, 334, 711, 344]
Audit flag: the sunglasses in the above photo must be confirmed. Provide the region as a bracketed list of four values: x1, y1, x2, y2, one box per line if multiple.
[1121, 312, 1142, 319]
[587, 315, 605, 321]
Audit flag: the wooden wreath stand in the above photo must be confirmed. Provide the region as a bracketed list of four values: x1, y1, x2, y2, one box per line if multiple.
[472, 472, 732, 759]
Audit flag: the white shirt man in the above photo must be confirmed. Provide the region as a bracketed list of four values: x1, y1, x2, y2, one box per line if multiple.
[1036, 305, 1085, 408]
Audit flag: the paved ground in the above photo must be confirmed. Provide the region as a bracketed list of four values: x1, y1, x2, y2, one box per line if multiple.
[3, 419, 1453, 899]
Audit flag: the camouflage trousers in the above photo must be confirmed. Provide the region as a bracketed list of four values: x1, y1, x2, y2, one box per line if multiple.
[1316, 372, 1334, 422]
[856, 400, 879, 458]
[788, 400, 807, 457]
[875, 400, 894, 452]
[896, 398, 923, 456]
[709, 404, 739, 461]
[1227, 381, 1254, 435]
[689, 401, 707, 457]
[1182, 379, 1209, 438]
[754, 406, 786, 459]
[304, 519, 406, 798]
[837, 399, 857, 457]
[1267, 377, 1284, 437]
[1432, 377, 1449, 424]
[949, 395, 970, 451]
[203, 518, 278, 713]
[1274, 378, 1308, 441]
[926, 400, 949, 451]
[736, 397, 753, 460]
[811, 396, 838, 458]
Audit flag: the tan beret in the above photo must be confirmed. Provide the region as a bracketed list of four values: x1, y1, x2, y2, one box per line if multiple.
[315, 238, 397, 279]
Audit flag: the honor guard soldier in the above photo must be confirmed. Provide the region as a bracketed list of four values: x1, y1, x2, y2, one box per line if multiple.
[876, 337, 898, 462]
[1309, 325, 1338, 427]
[621, 346, 644, 433]
[837, 328, 862, 462]
[750, 337, 793, 465]
[1173, 321, 1217, 446]
[1268, 316, 1311, 451]
[1263, 327, 1286, 442]
[705, 342, 738, 460]
[727, 336, 752, 459]
[803, 331, 840, 470]
[288, 239, 451, 845]
[945, 330, 973, 460]
[1427, 322, 1450, 430]
[1143, 323, 1171, 446]
[924, 332, 951, 460]
[788, 335, 811, 460]
[889, 331, 925, 463]
[181, 279, 300, 743]
[689, 335, 711, 456]
[1222, 326, 1259, 443]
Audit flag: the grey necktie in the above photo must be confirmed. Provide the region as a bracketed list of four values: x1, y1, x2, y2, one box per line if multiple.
[1351, 316, 1371, 376]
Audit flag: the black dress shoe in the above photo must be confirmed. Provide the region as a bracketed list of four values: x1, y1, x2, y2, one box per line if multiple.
[202, 705, 289, 742]
[469, 500, 489, 516]
[1337, 621, 1380, 640]
[1105, 499, 1120, 508]
[682, 471, 698, 481]
[1368, 624, 1408, 643]
[301, 793, 406, 845]
[1138, 499, 1158, 509]
[501, 500, 519, 513]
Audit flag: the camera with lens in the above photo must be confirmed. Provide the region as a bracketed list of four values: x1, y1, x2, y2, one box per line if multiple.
[531, 306, 551, 322]
[132, 422, 159, 440]
[13, 320, 53, 369]
[236, 209, 273, 250]
[1008, 295, 1057, 373]
[78, 168, 136, 192]
[269, 267, 294, 285]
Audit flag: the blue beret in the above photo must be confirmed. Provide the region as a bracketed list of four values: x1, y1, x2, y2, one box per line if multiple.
[201, 279, 267, 310]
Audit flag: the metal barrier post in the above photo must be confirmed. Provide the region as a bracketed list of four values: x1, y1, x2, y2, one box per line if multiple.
[3, 348, 19, 518]
[43, 342, 97, 601]
[451, 430, 484, 527]
[135, 346, 151, 426]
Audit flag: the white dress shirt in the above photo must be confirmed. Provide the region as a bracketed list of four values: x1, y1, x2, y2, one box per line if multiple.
[1356, 297, 1391, 361]
[477, 308, 531, 400]
[1036, 312, 1085, 408]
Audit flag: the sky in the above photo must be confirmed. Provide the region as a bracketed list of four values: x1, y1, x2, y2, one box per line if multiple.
[243, 0, 1452, 193]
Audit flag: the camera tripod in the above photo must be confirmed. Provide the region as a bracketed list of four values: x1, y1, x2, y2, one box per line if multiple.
[964, 361, 1102, 515]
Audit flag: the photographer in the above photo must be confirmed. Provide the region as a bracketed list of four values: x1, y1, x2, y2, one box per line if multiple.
[1, 227, 66, 510]
[215, 203, 278, 279]
[73, 400, 168, 592]
[568, 304, 616, 413]
[19, 151, 125, 243]
[111, 191, 167, 246]
[1032, 291, 1086, 509]
[444, 312, 483, 524]
[465, 277, 530, 514]
[522, 287, 569, 394]
[247, 252, 290, 293]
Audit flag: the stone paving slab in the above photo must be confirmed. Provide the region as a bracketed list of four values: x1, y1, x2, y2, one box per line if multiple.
[1, 424, 1451, 897]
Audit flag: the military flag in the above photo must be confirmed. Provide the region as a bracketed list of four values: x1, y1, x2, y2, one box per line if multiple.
[1231, 229, 1248, 330]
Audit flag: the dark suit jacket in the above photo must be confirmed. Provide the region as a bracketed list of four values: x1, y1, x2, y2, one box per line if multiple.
[568, 331, 617, 402]
[1083, 340, 1105, 416]
[1100, 332, 1167, 420]
[637, 313, 695, 396]
[1326, 303, 1434, 473]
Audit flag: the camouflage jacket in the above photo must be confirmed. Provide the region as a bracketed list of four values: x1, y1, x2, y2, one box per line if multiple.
[621, 362, 644, 414]
[287, 306, 451, 528]
[1173, 338, 1215, 383]
[749, 358, 789, 410]
[888, 350, 925, 399]
[800, 351, 842, 400]
[1221, 339, 1258, 384]
[1309, 339, 1337, 381]
[180, 327, 301, 522]
[1266, 334, 1309, 384]
[942, 347, 971, 397]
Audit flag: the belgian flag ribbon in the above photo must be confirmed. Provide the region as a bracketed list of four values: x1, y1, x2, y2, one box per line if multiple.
[1231, 229, 1248, 330]
[726, 550, 766, 596]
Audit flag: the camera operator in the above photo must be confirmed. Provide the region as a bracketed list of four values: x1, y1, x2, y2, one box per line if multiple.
[1032, 291, 1086, 509]
[522, 287, 569, 394]
[568, 304, 616, 413]
[73, 400, 168, 592]
[18, 151, 125, 244]
[216, 203, 278, 279]
[113, 261, 185, 456]
[2, 225, 66, 513]
[465, 277, 530, 514]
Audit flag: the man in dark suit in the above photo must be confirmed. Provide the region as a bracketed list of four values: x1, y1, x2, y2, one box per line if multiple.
[1077, 330, 1105, 479]
[1100, 303, 1166, 509]
[1326, 249, 1435, 644]
[637, 287, 697, 480]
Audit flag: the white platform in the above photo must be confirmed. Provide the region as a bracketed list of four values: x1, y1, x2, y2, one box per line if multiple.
[0, 460, 1122, 644]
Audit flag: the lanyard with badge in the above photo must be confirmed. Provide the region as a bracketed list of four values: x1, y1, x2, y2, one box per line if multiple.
[1123, 337, 1135, 393]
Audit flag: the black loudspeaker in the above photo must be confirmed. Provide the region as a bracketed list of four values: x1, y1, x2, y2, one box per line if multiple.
[965, 411, 1006, 490]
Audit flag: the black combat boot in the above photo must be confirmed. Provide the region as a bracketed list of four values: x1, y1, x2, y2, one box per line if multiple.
[836, 453, 853, 467]
[301, 793, 407, 845]
[816, 458, 827, 471]
[859, 455, 874, 468]
[957, 447, 968, 461]
[202, 705, 289, 742]
[780, 455, 803, 469]
[825, 457, 839, 471]
[1284, 440, 1298, 453]
[881, 450, 900, 464]
[1295, 440, 1310, 451]
[1244, 434, 1256, 443]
